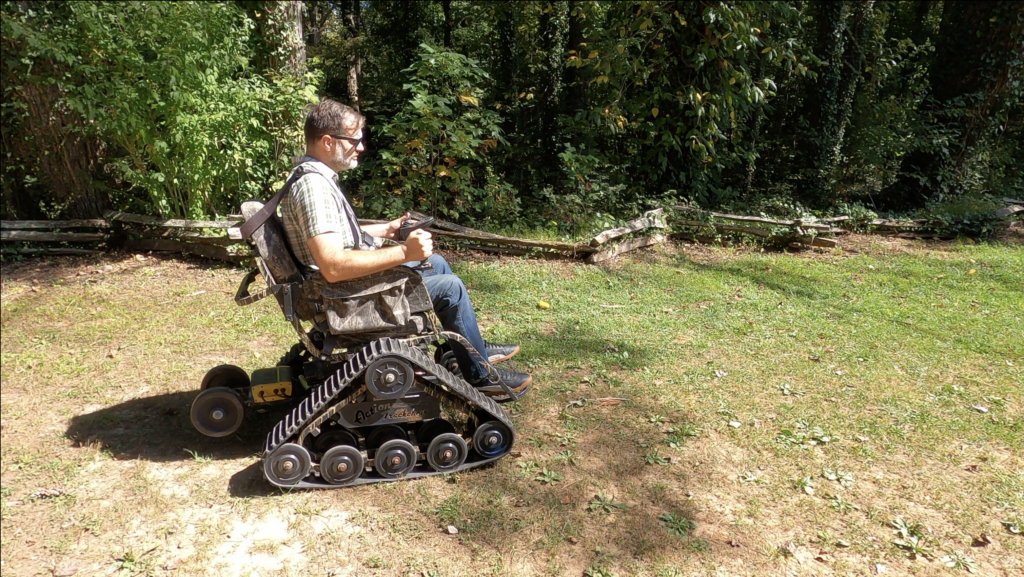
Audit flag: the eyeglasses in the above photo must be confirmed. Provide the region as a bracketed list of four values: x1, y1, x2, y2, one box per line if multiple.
[329, 133, 365, 145]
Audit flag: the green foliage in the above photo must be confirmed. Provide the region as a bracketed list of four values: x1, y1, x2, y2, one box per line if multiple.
[916, 195, 1008, 237]
[2, 1, 1021, 223]
[575, 1, 807, 207]
[360, 44, 514, 222]
[2, 1, 315, 218]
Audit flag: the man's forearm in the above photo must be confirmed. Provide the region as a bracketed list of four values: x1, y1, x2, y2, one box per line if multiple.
[360, 222, 393, 239]
[313, 243, 410, 283]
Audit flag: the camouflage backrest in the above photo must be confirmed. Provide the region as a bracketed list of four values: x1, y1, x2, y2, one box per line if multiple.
[241, 200, 304, 285]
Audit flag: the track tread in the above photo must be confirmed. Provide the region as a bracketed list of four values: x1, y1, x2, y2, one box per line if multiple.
[262, 338, 516, 488]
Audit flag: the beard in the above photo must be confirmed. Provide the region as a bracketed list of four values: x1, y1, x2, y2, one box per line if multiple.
[334, 147, 360, 172]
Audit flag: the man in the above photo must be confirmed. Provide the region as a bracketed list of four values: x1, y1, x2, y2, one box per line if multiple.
[280, 99, 532, 396]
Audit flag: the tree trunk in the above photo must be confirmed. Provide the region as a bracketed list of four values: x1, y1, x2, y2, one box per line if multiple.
[283, 1, 306, 75]
[562, 0, 587, 115]
[246, 0, 306, 76]
[910, 0, 933, 46]
[497, 0, 517, 103]
[496, 0, 518, 145]
[304, 0, 332, 47]
[797, 2, 850, 207]
[538, 2, 566, 178]
[342, 0, 362, 109]
[442, 0, 452, 49]
[0, 71, 108, 219]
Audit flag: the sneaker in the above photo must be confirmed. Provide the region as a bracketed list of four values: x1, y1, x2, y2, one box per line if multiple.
[472, 366, 532, 397]
[485, 341, 520, 364]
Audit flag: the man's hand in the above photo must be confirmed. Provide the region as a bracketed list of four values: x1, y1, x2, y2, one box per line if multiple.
[385, 213, 411, 239]
[404, 229, 433, 261]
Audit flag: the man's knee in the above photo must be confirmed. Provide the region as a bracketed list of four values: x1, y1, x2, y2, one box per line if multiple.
[426, 253, 451, 274]
[427, 274, 468, 310]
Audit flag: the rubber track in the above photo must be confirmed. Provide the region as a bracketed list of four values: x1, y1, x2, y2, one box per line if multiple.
[262, 338, 515, 486]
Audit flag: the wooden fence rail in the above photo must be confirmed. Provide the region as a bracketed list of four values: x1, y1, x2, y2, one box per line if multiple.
[2, 201, 1020, 264]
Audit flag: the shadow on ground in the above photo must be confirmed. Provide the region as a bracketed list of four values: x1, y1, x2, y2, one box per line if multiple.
[65, 391, 278, 462]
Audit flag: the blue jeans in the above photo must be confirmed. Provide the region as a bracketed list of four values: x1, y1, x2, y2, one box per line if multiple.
[403, 254, 489, 382]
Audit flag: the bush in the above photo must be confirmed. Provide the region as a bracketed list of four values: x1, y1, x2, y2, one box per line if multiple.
[359, 44, 514, 223]
[1, 1, 316, 218]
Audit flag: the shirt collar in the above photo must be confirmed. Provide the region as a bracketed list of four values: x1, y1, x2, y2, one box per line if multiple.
[297, 155, 338, 180]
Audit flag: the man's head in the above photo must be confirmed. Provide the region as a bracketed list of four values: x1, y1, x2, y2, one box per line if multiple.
[304, 99, 366, 172]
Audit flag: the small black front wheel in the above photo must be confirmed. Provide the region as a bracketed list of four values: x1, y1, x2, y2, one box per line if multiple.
[200, 364, 250, 391]
[190, 387, 245, 438]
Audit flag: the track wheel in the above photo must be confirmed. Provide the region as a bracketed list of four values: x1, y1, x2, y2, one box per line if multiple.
[200, 364, 250, 391]
[436, 347, 462, 378]
[190, 387, 245, 438]
[312, 428, 358, 454]
[426, 433, 468, 473]
[264, 443, 312, 486]
[472, 421, 513, 458]
[364, 424, 406, 451]
[417, 419, 456, 444]
[320, 445, 364, 485]
[364, 357, 415, 400]
[374, 439, 418, 478]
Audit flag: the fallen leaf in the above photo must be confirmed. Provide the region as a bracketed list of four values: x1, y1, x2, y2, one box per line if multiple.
[971, 534, 991, 547]
[29, 488, 66, 499]
[728, 539, 742, 548]
[968, 269, 976, 274]
[965, 464, 980, 473]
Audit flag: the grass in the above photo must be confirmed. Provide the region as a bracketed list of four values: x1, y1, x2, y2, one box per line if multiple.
[1, 234, 1022, 576]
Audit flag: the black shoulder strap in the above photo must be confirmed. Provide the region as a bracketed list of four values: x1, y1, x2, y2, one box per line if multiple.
[239, 169, 308, 240]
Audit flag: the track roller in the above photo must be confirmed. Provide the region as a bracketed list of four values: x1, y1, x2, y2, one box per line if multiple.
[265, 443, 312, 486]
[191, 387, 245, 438]
[426, 433, 468, 472]
[472, 421, 513, 458]
[364, 357, 415, 400]
[320, 445, 364, 485]
[374, 439, 418, 478]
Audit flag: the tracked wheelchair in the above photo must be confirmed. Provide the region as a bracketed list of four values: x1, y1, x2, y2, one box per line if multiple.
[189, 197, 523, 489]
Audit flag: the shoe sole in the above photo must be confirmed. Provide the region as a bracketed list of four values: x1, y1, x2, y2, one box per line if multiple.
[487, 345, 521, 364]
[477, 373, 533, 396]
